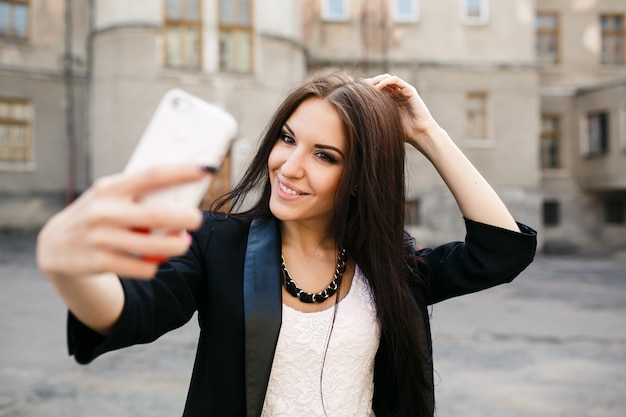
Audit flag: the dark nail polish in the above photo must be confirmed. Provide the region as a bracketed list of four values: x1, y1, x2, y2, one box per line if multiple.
[200, 165, 219, 173]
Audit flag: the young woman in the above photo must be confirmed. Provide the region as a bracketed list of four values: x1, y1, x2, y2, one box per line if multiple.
[37, 71, 537, 417]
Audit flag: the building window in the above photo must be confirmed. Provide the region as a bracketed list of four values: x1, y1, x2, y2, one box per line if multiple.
[466, 92, 488, 139]
[404, 198, 421, 226]
[322, 0, 349, 22]
[461, 0, 489, 25]
[543, 200, 560, 227]
[536, 13, 559, 65]
[0, 98, 32, 164]
[586, 111, 609, 156]
[604, 197, 625, 225]
[393, 0, 419, 23]
[164, 0, 202, 69]
[600, 14, 624, 65]
[540, 115, 562, 169]
[0, 0, 29, 41]
[219, 0, 253, 73]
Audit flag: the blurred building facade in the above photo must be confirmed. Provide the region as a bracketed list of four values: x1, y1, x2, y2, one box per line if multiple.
[0, 0, 89, 228]
[0, 0, 307, 228]
[536, 0, 626, 252]
[0, 0, 625, 251]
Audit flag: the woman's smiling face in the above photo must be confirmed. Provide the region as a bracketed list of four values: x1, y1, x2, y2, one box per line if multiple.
[268, 97, 347, 230]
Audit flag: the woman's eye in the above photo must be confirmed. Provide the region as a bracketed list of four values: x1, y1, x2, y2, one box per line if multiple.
[280, 133, 295, 144]
[315, 152, 337, 163]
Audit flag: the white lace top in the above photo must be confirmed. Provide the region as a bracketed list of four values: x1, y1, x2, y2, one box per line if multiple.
[261, 266, 381, 417]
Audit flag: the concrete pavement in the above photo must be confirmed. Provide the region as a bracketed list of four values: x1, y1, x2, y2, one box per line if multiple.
[430, 253, 626, 417]
[1, 230, 625, 417]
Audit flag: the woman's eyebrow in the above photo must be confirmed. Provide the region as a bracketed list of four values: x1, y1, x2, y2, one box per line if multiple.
[283, 123, 296, 136]
[284, 122, 345, 159]
[315, 144, 345, 159]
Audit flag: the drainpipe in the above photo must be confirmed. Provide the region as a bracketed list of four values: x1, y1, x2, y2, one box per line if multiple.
[379, 0, 389, 73]
[84, 0, 94, 186]
[64, 0, 76, 204]
[360, 0, 369, 72]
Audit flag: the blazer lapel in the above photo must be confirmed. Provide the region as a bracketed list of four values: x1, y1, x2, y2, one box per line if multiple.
[243, 217, 283, 417]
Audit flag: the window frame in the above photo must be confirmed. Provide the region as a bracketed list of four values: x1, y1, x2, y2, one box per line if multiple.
[218, 0, 254, 73]
[540, 114, 562, 169]
[460, 0, 489, 26]
[542, 200, 560, 227]
[0, 97, 34, 170]
[321, 0, 349, 22]
[600, 14, 625, 66]
[465, 91, 490, 141]
[584, 111, 610, 157]
[162, 0, 203, 70]
[604, 197, 625, 225]
[0, 0, 30, 42]
[392, 0, 420, 23]
[536, 12, 560, 65]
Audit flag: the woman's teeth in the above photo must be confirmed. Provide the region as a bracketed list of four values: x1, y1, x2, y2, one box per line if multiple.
[279, 182, 299, 195]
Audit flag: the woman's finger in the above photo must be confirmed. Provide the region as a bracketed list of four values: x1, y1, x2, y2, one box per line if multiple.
[363, 73, 392, 86]
[83, 197, 204, 232]
[86, 249, 162, 280]
[92, 165, 210, 199]
[370, 75, 415, 96]
[41, 225, 190, 279]
[39, 234, 163, 280]
[87, 226, 193, 260]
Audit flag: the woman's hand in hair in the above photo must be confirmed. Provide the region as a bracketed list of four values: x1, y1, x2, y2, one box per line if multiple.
[367, 74, 520, 232]
[365, 74, 440, 152]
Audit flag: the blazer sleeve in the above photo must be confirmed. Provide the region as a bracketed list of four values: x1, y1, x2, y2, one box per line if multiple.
[414, 217, 537, 305]
[67, 221, 213, 364]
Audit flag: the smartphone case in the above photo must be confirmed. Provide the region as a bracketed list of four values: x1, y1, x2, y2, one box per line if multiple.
[124, 89, 238, 208]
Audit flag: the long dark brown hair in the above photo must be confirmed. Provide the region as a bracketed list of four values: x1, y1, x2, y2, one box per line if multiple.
[214, 70, 432, 416]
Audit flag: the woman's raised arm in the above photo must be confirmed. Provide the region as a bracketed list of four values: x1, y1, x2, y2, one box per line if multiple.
[367, 74, 520, 233]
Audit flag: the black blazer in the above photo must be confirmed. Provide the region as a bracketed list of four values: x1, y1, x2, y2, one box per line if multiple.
[68, 213, 537, 417]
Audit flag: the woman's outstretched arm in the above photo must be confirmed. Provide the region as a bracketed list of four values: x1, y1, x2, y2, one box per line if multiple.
[367, 74, 520, 232]
[37, 165, 207, 335]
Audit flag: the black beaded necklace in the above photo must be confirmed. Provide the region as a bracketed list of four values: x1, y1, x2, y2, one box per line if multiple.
[280, 247, 348, 304]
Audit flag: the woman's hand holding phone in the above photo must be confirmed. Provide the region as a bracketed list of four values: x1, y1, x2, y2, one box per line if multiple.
[36, 165, 210, 281]
[35, 90, 234, 333]
[36, 89, 236, 334]
[35, 165, 212, 335]
[36, 165, 215, 335]
[38, 89, 237, 280]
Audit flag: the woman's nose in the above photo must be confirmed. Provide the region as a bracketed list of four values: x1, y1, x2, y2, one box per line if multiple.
[280, 149, 305, 178]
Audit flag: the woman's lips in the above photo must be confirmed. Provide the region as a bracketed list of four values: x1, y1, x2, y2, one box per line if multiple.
[277, 179, 306, 196]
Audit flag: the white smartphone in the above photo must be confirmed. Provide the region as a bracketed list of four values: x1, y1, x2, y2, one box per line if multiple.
[124, 89, 237, 209]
